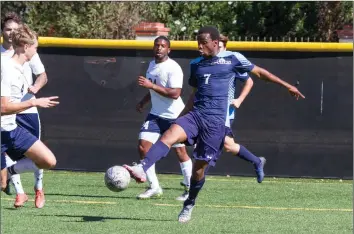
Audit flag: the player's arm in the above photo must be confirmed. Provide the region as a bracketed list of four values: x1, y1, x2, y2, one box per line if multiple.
[1, 96, 60, 115]
[1, 69, 35, 115]
[138, 76, 181, 99]
[28, 53, 48, 94]
[232, 77, 253, 108]
[1, 69, 59, 115]
[136, 92, 151, 113]
[1, 96, 36, 115]
[250, 65, 305, 99]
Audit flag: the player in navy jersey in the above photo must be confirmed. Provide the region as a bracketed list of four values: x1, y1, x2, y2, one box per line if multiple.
[210, 34, 305, 183]
[123, 26, 264, 223]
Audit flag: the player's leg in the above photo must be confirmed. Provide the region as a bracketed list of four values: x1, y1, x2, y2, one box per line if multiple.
[178, 159, 208, 223]
[1, 154, 7, 192]
[173, 145, 192, 201]
[137, 130, 163, 198]
[178, 118, 225, 223]
[2, 153, 19, 195]
[5, 153, 30, 207]
[124, 112, 199, 183]
[12, 113, 46, 207]
[224, 136, 266, 183]
[32, 113, 45, 208]
[135, 114, 164, 198]
[1, 168, 7, 192]
[24, 141, 56, 169]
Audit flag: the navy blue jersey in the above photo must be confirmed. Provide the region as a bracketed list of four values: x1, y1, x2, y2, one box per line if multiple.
[189, 51, 254, 127]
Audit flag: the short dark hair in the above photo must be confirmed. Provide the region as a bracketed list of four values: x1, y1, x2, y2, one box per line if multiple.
[154, 36, 170, 48]
[198, 26, 220, 41]
[219, 34, 229, 47]
[1, 12, 21, 30]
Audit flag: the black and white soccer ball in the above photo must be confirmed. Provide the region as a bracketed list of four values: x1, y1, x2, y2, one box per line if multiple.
[104, 166, 131, 192]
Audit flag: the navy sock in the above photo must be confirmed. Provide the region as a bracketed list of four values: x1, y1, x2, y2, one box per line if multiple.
[237, 145, 261, 166]
[184, 177, 206, 207]
[141, 141, 170, 172]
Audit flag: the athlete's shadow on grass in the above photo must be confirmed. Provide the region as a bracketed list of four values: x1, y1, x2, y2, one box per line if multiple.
[45, 192, 136, 199]
[36, 214, 174, 222]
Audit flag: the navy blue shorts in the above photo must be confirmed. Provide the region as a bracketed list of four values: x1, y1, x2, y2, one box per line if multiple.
[1, 153, 6, 170]
[175, 111, 226, 167]
[139, 114, 184, 147]
[140, 114, 175, 134]
[3, 113, 40, 161]
[1, 126, 38, 161]
[16, 113, 41, 138]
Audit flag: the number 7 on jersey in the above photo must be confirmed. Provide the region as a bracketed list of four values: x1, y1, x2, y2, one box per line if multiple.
[204, 74, 211, 84]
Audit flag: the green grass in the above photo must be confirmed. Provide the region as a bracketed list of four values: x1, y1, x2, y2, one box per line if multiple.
[1, 171, 353, 234]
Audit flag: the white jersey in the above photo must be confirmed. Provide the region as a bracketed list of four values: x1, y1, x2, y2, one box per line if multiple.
[1, 59, 28, 131]
[1, 46, 45, 114]
[146, 58, 185, 119]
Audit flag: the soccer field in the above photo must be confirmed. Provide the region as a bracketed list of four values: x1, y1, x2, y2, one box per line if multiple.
[1, 171, 352, 234]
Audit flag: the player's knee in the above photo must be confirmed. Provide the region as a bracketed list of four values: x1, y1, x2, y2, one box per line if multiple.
[160, 130, 176, 147]
[161, 124, 186, 147]
[39, 156, 56, 169]
[1, 177, 7, 191]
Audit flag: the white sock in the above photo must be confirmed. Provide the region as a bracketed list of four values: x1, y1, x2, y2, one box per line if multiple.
[5, 154, 16, 167]
[146, 164, 160, 190]
[11, 174, 25, 194]
[34, 169, 44, 190]
[180, 159, 192, 188]
[12, 158, 39, 174]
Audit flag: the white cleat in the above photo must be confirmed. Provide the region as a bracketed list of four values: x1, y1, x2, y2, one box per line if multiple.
[137, 187, 163, 200]
[176, 190, 189, 201]
[123, 163, 147, 183]
[178, 204, 194, 223]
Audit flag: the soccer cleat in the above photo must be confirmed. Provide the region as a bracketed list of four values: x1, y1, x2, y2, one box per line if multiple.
[4, 179, 12, 195]
[176, 190, 189, 201]
[123, 163, 146, 183]
[34, 188, 45, 209]
[137, 187, 163, 200]
[178, 204, 194, 223]
[255, 157, 266, 183]
[14, 193, 29, 208]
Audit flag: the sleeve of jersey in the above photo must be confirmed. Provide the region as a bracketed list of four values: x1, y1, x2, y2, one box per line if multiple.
[167, 63, 184, 88]
[29, 53, 45, 75]
[233, 52, 254, 72]
[1, 68, 12, 97]
[188, 63, 197, 88]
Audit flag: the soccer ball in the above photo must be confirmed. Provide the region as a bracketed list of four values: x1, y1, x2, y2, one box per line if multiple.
[104, 166, 131, 192]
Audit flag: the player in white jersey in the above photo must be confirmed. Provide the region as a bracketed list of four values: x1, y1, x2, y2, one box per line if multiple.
[132, 36, 192, 200]
[1, 14, 49, 208]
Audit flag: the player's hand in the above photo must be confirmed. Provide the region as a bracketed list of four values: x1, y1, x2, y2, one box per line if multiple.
[138, 76, 153, 89]
[33, 96, 59, 108]
[231, 98, 242, 108]
[28, 85, 39, 95]
[288, 85, 305, 100]
[136, 102, 144, 113]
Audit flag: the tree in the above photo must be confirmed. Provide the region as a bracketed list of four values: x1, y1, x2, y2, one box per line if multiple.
[1, 1, 352, 41]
